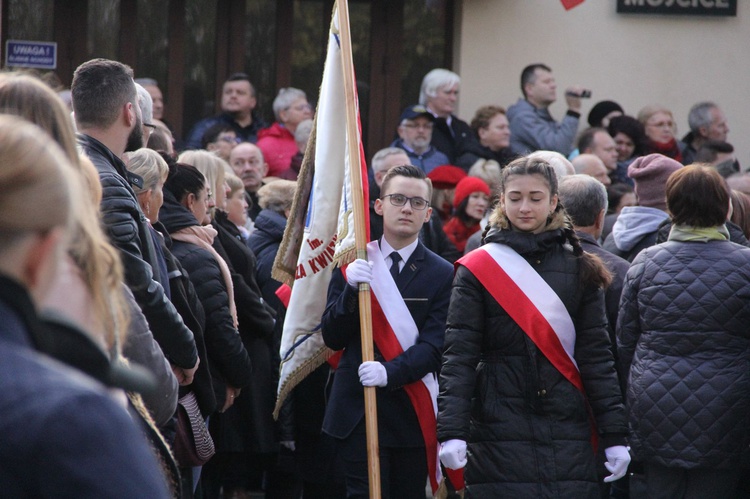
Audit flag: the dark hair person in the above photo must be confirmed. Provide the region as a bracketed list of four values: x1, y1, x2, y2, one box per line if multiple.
[617, 165, 750, 498]
[438, 156, 629, 496]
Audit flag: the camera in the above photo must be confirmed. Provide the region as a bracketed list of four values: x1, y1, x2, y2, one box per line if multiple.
[566, 90, 592, 99]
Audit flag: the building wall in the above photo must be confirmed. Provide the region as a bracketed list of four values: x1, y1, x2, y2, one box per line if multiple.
[455, 0, 750, 165]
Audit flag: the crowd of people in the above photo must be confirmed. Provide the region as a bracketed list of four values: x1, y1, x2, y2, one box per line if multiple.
[1, 56, 749, 499]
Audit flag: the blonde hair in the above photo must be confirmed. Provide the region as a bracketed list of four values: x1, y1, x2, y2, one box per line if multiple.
[468, 159, 502, 194]
[178, 149, 227, 203]
[126, 148, 169, 194]
[0, 116, 74, 241]
[0, 71, 129, 351]
[637, 104, 677, 136]
[258, 179, 297, 214]
[225, 172, 245, 196]
[0, 72, 80, 167]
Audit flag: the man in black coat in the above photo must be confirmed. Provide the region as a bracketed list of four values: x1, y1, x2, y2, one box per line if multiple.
[559, 174, 630, 383]
[419, 68, 473, 163]
[72, 58, 198, 384]
[322, 165, 454, 498]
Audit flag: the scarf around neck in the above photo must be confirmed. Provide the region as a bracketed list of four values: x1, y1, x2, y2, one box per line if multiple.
[171, 224, 238, 328]
[648, 137, 683, 163]
[668, 224, 729, 243]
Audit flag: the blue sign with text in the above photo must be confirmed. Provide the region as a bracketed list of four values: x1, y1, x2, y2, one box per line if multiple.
[6, 40, 57, 69]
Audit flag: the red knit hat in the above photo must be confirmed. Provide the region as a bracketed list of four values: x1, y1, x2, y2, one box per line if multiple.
[453, 176, 490, 208]
[427, 165, 467, 190]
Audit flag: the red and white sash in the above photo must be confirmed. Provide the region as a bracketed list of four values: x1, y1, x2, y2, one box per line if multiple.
[366, 241, 442, 494]
[458, 243, 585, 393]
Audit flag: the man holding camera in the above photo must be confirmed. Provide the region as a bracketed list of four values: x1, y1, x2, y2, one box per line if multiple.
[507, 63, 586, 157]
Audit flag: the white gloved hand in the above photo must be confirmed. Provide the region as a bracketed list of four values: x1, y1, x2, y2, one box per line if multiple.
[345, 259, 373, 289]
[603, 445, 631, 483]
[280, 440, 296, 452]
[358, 361, 387, 387]
[439, 439, 467, 470]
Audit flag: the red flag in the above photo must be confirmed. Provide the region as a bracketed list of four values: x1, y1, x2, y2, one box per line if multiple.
[561, 0, 585, 10]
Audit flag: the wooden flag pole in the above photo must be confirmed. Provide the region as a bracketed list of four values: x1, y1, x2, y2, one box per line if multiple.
[336, 0, 381, 497]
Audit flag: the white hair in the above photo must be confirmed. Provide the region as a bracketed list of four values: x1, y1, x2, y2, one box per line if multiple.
[419, 68, 460, 106]
[272, 87, 307, 122]
[135, 83, 153, 124]
[527, 150, 574, 181]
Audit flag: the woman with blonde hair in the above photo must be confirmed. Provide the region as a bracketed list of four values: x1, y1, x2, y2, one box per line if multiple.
[225, 173, 251, 239]
[0, 112, 172, 499]
[248, 180, 297, 310]
[0, 74, 179, 457]
[179, 149, 279, 498]
[0, 71, 128, 352]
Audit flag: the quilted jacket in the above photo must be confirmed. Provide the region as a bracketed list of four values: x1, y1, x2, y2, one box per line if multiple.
[78, 134, 198, 369]
[438, 214, 626, 498]
[160, 191, 252, 409]
[617, 239, 750, 469]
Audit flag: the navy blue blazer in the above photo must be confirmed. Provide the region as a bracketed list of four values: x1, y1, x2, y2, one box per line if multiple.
[321, 241, 453, 447]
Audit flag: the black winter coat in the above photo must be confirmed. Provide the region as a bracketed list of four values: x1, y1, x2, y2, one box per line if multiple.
[211, 211, 279, 454]
[454, 133, 516, 172]
[159, 192, 252, 410]
[438, 220, 626, 498]
[247, 209, 286, 311]
[153, 222, 217, 418]
[617, 238, 750, 469]
[431, 114, 473, 163]
[79, 134, 197, 369]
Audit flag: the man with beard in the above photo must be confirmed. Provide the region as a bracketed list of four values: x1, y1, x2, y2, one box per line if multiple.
[230, 141, 269, 224]
[73, 58, 199, 385]
[185, 73, 266, 150]
[391, 105, 449, 175]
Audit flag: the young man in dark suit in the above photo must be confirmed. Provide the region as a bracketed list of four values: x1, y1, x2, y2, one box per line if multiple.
[321, 165, 454, 498]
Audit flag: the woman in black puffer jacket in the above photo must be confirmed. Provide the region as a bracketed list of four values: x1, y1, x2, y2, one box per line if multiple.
[437, 156, 629, 498]
[160, 163, 252, 416]
[618, 165, 750, 498]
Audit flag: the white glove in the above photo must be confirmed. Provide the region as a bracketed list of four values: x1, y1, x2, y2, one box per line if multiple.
[280, 440, 296, 452]
[345, 259, 373, 288]
[439, 439, 467, 470]
[358, 361, 387, 387]
[603, 445, 631, 483]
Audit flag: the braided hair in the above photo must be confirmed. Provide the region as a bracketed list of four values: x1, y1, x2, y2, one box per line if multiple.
[489, 156, 612, 289]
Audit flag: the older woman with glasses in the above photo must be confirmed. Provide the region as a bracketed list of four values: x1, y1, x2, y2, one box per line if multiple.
[257, 87, 313, 178]
[638, 104, 682, 163]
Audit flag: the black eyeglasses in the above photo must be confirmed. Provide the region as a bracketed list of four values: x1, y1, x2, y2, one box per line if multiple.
[382, 193, 429, 210]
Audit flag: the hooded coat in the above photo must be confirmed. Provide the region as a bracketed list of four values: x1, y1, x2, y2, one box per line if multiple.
[437, 212, 626, 498]
[602, 206, 669, 262]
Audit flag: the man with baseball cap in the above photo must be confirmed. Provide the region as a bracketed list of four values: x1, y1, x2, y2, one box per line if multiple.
[392, 105, 449, 174]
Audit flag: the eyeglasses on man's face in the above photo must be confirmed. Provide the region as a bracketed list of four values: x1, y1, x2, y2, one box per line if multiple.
[382, 193, 429, 210]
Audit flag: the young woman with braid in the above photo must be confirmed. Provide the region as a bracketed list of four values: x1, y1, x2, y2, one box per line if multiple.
[436, 156, 630, 497]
